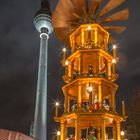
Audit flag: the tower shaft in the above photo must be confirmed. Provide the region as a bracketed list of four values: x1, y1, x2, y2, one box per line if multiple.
[33, 29, 49, 140]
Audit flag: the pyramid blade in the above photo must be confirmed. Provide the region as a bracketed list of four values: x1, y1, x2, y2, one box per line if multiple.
[102, 8, 129, 23]
[52, 12, 71, 28]
[71, 0, 84, 15]
[97, 0, 126, 17]
[88, 0, 103, 17]
[81, 0, 88, 15]
[55, 0, 78, 20]
[104, 26, 127, 33]
[54, 27, 71, 45]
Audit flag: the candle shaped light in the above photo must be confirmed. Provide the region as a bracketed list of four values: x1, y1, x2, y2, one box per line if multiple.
[113, 44, 117, 58]
[57, 131, 61, 140]
[121, 130, 125, 140]
[62, 48, 67, 66]
[55, 102, 59, 117]
[65, 60, 69, 75]
[87, 25, 91, 41]
[112, 44, 117, 74]
[122, 101, 126, 116]
[87, 86, 93, 105]
[112, 58, 116, 74]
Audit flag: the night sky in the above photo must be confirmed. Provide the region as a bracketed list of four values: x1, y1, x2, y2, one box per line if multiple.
[0, 0, 140, 138]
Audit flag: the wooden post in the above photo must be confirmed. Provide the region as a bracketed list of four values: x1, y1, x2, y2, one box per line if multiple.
[60, 122, 66, 140]
[78, 82, 82, 108]
[113, 121, 117, 140]
[101, 119, 106, 140]
[81, 28, 84, 45]
[98, 83, 102, 107]
[75, 119, 80, 140]
[64, 94, 68, 112]
[107, 62, 111, 80]
[116, 121, 121, 140]
[97, 127, 101, 140]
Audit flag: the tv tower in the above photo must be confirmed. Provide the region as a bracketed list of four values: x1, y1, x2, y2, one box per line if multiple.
[33, 0, 53, 140]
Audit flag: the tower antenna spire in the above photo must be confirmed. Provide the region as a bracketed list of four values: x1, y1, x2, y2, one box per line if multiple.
[41, 0, 51, 11]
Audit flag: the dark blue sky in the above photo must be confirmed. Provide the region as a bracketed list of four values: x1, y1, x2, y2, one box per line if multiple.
[0, 0, 140, 138]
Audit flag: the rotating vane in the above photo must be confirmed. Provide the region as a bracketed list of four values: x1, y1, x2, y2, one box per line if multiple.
[52, 0, 129, 45]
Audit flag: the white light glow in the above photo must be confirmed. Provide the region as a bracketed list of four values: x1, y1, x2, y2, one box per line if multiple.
[112, 58, 116, 64]
[57, 131, 61, 136]
[63, 48, 66, 52]
[65, 61, 69, 65]
[121, 131, 125, 136]
[88, 86, 93, 92]
[87, 25, 91, 30]
[113, 44, 117, 49]
[55, 102, 59, 106]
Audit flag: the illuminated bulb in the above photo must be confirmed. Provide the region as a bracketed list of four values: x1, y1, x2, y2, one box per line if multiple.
[121, 131, 125, 136]
[113, 44, 117, 49]
[87, 25, 91, 30]
[57, 131, 61, 136]
[112, 59, 116, 64]
[65, 60, 69, 65]
[55, 102, 59, 106]
[63, 48, 66, 52]
[88, 86, 93, 92]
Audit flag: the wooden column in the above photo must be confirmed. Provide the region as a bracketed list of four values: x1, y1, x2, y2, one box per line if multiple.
[81, 28, 84, 45]
[116, 121, 121, 140]
[78, 82, 82, 108]
[113, 121, 117, 140]
[69, 62, 72, 78]
[67, 96, 70, 113]
[96, 53, 99, 76]
[112, 89, 116, 111]
[64, 93, 68, 112]
[107, 62, 111, 80]
[75, 118, 80, 140]
[101, 119, 106, 140]
[98, 83, 102, 107]
[94, 26, 98, 45]
[60, 122, 66, 140]
[97, 127, 101, 140]
[79, 53, 83, 76]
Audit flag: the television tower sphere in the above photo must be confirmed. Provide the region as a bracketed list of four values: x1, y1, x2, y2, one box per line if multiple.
[34, 0, 53, 34]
